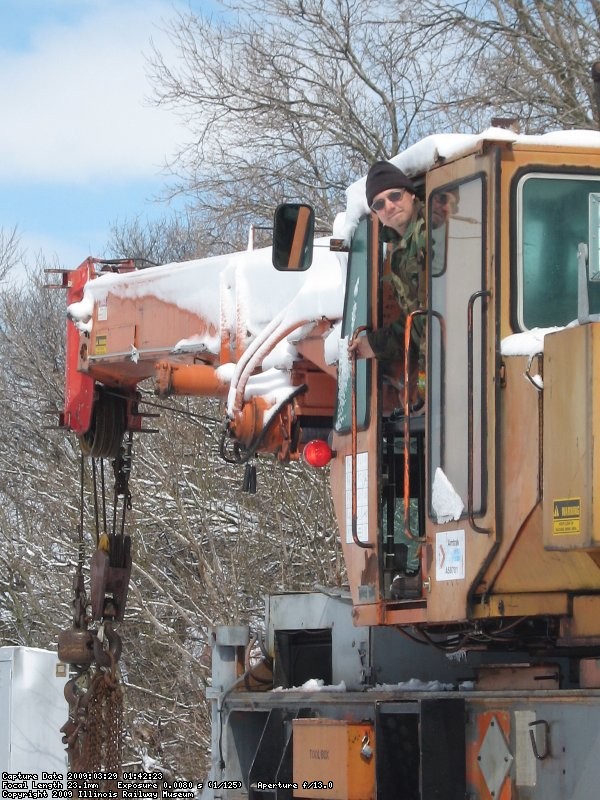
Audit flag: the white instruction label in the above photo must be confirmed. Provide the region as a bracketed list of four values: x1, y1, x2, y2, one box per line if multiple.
[436, 529, 465, 581]
[345, 452, 369, 543]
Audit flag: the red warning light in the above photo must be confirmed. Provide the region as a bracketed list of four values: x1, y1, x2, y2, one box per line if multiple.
[303, 439, 334, 468]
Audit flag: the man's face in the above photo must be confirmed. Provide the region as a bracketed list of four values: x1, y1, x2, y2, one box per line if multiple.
[371, 187, 416, 235]
[431, 191, 458, 229]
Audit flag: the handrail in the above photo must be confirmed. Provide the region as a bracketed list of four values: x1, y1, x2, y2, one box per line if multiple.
[467, 290, 491, 534]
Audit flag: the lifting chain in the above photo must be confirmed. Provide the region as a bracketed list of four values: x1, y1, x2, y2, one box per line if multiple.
[85, 667, 123, 775]
[59, 437, 133, 777]
[61, 651, 123, 778]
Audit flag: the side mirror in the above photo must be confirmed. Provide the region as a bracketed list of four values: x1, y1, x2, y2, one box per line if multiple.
[272, 203, 315, 271]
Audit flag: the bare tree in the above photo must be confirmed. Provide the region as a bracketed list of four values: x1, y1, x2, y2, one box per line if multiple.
[0, 225, 23, 282]
[147, 0, 600, 253]
[433, 0, 600, 133]
[107, 211, 219, 264]
[0, 266, 79, 648]
[149, 0, 456, 247]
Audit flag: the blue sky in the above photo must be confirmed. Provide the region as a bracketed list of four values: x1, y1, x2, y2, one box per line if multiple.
[0, 0, 208, 275]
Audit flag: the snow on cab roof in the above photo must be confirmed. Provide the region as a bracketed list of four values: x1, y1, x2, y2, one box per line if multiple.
[339, 126, 600, 244]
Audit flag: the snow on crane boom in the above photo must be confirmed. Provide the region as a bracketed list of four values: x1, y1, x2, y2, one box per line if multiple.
[62, 235, 345, 462]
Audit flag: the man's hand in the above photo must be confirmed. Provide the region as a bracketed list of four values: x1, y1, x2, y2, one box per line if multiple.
[348, 335, 375, 359]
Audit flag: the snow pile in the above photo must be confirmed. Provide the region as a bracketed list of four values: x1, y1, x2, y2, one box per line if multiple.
[67, 293, 95, 333]
[172, 333, 221, 355]
[273, 678, 347, 692]
[500, 326, 563, 356]
[431, 468, 464, 524]
[371, 678, 475, 692]
[371, 679, 455, 692]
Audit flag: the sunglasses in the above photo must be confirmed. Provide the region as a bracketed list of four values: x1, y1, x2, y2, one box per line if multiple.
[371, 189, 407, 212]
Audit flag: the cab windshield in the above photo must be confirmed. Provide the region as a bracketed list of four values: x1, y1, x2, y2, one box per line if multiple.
[515, 172, 600, 328]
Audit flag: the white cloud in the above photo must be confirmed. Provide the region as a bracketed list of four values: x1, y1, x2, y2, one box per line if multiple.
[0, 0, 184, 185]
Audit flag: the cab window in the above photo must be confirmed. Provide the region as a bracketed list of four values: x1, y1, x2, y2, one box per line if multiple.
[429, 176, 486, 516]
[334, 216, 371, 432]
[515, 172, 600, 328]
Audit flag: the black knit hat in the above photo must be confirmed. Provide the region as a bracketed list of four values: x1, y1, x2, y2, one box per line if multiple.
[366, 161, 416, 208]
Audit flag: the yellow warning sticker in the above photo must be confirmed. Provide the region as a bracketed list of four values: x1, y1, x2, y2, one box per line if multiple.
[95, 334, 107, 355]
[552, 497, 581, 535]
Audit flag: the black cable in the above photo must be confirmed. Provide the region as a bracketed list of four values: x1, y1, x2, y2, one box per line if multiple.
[91, 458, 100, 544]
[138, 396, 222, 424]
[78, 454, 85, 568]
[104, 387, 221, 424]
[100, 458, 107, 533]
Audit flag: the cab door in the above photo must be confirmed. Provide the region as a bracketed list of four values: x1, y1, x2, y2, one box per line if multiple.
[425, 154, 499, 624]
[329, 214, 383, 624]
[330, 211, 428, 627]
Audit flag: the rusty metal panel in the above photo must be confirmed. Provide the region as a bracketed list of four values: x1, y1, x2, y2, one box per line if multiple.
[292, 719, 375, 800]
[475, 663, 560, 691]
[543, 325, 600, 551]
[579, 657, 600, 688]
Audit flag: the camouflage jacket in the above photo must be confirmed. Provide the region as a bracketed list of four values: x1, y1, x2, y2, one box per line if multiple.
[367, 207, 426, 365]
